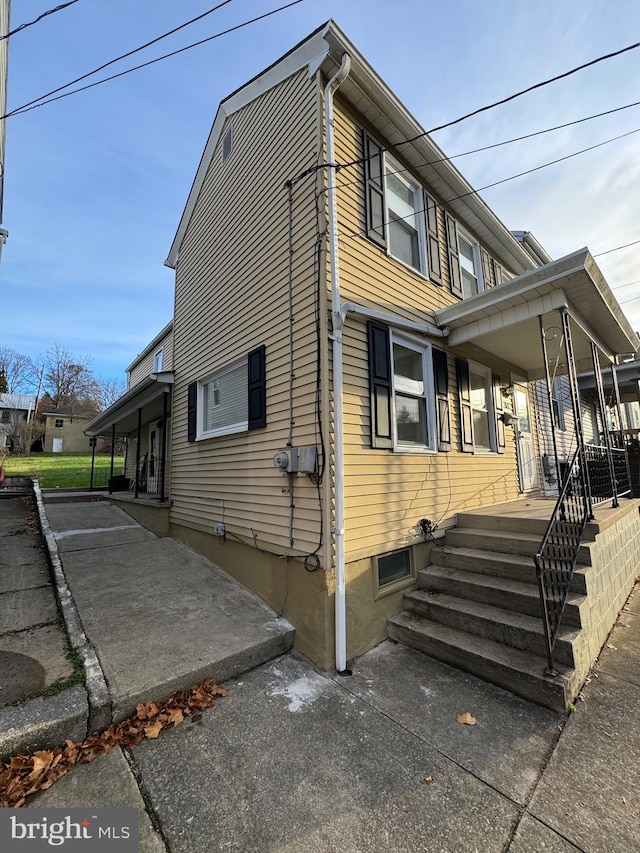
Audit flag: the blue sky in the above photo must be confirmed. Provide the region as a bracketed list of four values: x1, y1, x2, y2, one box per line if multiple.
[3, 0, 640, 383]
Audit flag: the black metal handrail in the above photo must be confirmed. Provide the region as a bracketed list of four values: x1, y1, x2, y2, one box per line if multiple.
[534, 447, 589, 673]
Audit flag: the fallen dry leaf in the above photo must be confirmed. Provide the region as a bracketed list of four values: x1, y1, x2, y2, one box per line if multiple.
[457, 711, 477, 726]
[144, 722, 163, 740]
[0, 676, 228, 808]
[423, 775, 433, 784]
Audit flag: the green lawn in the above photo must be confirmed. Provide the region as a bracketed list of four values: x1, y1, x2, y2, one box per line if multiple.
[3, 453, 125, 489]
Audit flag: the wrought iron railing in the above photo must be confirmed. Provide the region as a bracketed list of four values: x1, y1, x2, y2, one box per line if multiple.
[583, 444, 631, 504]
[611, 447, 631, 499]
[534, 448, 589, 674]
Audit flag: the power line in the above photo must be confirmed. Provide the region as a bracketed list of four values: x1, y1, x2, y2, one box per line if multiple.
[332, 98, 640, 191]
[4, 0, 305, 120]
[611, 279, 640, 290]
[5, 0, 236, 116]
[594, 239, 640, 257]
[619, 295, 639, 306]
[337, 38, 640, 171]
[341, 127, 640, 242]
[0, 0, 81, 42]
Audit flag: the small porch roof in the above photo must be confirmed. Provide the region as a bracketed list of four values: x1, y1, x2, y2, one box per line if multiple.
[436, 249, 639, 379]
[578, 356, 640, 403]
[84, 372, 174, 437]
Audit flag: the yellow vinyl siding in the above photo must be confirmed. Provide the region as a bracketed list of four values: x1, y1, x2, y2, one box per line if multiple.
[171, 68, 323, 557]
[128, 329, 174, 388]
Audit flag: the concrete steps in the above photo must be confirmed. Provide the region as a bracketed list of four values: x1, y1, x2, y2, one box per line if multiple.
[388, 613, 578, 712]
[387, 512, 590, 711]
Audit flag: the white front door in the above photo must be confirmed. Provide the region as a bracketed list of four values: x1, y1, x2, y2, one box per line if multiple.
[147, 425, 159, 493]
[513, 383, 538, 492]
[52, 437, 63, 453]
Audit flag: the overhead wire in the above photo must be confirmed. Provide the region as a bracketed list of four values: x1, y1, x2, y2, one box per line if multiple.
[3, 0, 305, 120]
[0, 0, 81, 42]
[336, 37, 640, 171]
[339, 127, 640, 243]
[5, 0, 236, 116]
[594, 239, 640, 257]
[331, 98, 640, 191]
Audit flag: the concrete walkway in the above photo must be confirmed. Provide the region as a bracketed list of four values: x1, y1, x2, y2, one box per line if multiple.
[2, 492, 639, 851]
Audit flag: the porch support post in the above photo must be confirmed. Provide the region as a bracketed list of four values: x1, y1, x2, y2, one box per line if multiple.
[611, 363, 632, 493]
[560, 308, 593, 519]
[591, 342, 618, 508]
[539, 316, 561, 492]
[90, 437, 96, 491]
[110, 424, 116, 480]
[159, 392, 168, 503]
[134, 407, 142, 499]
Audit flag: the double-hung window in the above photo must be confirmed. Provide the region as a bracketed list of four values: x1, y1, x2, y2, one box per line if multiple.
[385, 161, 424, 273]
[456, 358, 506, 454]
[392, 336, 433, 449]
[368, 322, 448, 453]
[468, 363, 494, 451]
[153, 349, 163, 372]
[458, 232, 483, 298]
[364, 132, 442, 284]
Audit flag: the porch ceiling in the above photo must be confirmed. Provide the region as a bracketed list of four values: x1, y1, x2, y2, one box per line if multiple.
[436, 249, 640, 380]
[84, 373, 173, 437]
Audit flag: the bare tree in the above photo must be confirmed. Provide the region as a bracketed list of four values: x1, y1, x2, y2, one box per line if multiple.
[42, 344, 100, 413]
[95, 377, 127, 410]
[0, 348, 37, 394]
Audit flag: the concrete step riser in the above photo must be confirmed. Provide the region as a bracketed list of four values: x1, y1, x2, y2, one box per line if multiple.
[403, 593, 575, 667]
[457, 512, 598, 542]
[387, 618, 571, 712]
[431, 548, 538, 584]
[429, 549, 588, 595]
[418, 569, 583, 628]
[445, 530, 592, 565]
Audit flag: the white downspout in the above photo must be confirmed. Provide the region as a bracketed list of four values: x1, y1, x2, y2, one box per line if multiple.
[324, 53, 351, 674]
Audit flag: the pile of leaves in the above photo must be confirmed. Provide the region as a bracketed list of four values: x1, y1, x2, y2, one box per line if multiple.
[0, 677, 227, 808]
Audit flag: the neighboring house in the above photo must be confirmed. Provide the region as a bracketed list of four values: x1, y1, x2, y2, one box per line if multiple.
[0, 393, 36, 450]
[41, 410, 105, 454]
[0, 0, 10, 259]
[88, 22, 640, 709]
[84, 321, 173, 506]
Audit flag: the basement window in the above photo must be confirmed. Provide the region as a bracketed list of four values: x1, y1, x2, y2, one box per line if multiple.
[374, 547, 415, 598]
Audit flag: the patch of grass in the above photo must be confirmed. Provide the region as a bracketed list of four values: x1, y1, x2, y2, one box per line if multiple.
[3, 453, 125, 489]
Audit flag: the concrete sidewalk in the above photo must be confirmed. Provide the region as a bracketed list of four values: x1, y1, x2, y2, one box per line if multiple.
[3, 492, 639, 851]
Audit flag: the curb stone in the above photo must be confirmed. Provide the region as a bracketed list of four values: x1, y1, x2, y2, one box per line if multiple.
[32, 479, 112, 733]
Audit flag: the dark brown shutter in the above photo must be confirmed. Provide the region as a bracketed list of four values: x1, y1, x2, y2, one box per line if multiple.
[455, 358, 474, 453]
[187, 382, 197, 442]
[363, 131, 386, 248]
[425, 194, 442, 285]
[432, 348, 451, 451]
[492, 259, 504, 286]
[481, 248, 494, 288]
[248, 345, 266, 430]
[445, 213, 463, 298]
[367, 321, 393, 449]
[493, 375, 506, 453]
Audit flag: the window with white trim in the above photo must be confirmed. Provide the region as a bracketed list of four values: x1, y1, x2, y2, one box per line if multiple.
[153, 349, 163, 372]
[392, 335, 435, 450]
[363, 132, 442, 284]
[468, 362, 495, 451]
[458, 231, 483, 298]
[198, 360, 248, 439]
[385, 160, 425, 273]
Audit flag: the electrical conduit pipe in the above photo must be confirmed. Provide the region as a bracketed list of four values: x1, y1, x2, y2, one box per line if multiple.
[324, 53, 351, 674]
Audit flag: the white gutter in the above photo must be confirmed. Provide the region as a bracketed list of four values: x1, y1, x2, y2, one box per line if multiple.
[325, 52, 351, 674]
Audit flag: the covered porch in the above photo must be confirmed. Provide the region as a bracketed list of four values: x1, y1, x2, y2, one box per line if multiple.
[388, 249, 640, 706]
[84, 372, 174, 506]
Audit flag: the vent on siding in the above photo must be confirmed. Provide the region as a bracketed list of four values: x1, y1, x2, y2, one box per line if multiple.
[222, 124, 233, 165]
